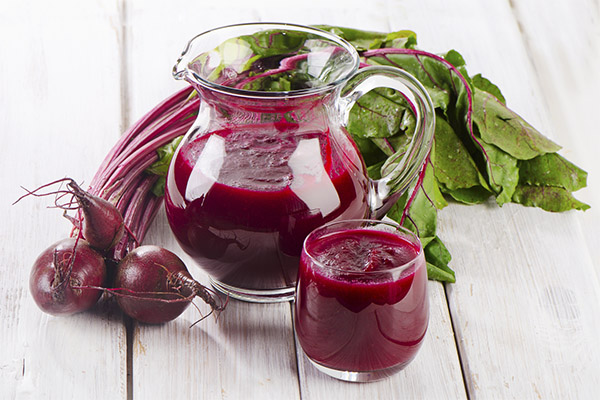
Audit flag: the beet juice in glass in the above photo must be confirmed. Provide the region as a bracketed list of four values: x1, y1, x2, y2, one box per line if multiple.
[166, 23, 435, 302]
[294, 219, 429, 382]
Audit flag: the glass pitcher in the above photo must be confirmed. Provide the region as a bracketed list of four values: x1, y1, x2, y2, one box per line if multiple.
[165, 23, 434, 302]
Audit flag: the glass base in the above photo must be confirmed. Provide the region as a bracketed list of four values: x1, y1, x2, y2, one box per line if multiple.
[307, 358, 405, 382]
[210, 277, 295, 303]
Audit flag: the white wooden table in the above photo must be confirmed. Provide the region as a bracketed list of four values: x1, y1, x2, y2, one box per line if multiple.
[2, 0, 599, 398]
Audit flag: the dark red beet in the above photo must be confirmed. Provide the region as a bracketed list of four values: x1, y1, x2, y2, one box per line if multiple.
[113, 245, 223, 324]
[29, 238, 107, 316]
[67, 180, 125, 252]
[14, 177, 125, 253]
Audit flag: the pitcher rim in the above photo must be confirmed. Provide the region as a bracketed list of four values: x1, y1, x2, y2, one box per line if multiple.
[173, 22, 361, 99]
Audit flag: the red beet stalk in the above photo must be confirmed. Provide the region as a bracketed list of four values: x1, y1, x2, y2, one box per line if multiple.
[81, 86, 199, 260]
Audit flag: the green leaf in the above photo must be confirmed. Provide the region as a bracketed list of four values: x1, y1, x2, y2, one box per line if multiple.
[366, 51, 474, 133]
[385, 125, 415, 154]
[443, 49, 472, 88]
[313, 25, 388, 51]
[443, 49, 466, 68]
[473, 90, 561, 160]
[427, 262, 456, 283]
[146, 135, 183, 177]
[185, 25, 592, 286]
[518, 152, 588, 192]
[371, 138, 399, 157]
[389, 191, 437, 246]
[351, 136, 387, 167]
[424, 237, 455, 283]
[387, 161, 443, 244]
[347, 89, 407, 138]
[313, 25, 416, 51]
[366, 160, 385, 180]
[200, 37, 257, 83]
[146, 135, 184, 197]
[379, 30, 418, 49]
[479, 140, 519, 206]
[240, 29, 307, 58]
[424, 145, 449, 210]
[242, 69, 314, 92]
[433, 115, 490, 192]
[150, 177, 166, 198]
[365, 53, 452, 112]
[512, 185, 590, 212]
[472, 73, 505, 104]
[443, 186, 492, 205]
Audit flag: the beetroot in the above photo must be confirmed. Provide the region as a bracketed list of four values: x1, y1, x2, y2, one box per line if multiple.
[113, 245, 224, 324]
[29, 238, 107, 316]
[66, 179, 125, 252]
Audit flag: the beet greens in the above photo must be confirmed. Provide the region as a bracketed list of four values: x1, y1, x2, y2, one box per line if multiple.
[315, 25, 588, 281]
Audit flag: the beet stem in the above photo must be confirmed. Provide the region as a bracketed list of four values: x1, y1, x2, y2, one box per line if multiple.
[173, 271, 226, 313]
[88, 86, 195, 192]
[87, 285, 197, 304]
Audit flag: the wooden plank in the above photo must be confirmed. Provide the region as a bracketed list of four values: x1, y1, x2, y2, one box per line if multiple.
[439, 203, 600, 399]
[0, 1, 127, 399]
[382, 0, 600, 398]
[508, 0, 600, 276]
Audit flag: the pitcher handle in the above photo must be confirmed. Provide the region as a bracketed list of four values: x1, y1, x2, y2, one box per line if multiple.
[337, 66, 435, 218]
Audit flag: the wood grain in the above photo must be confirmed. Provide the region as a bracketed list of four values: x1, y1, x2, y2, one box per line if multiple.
[0, 1, 127, 399]
[509, 0, 600, 277]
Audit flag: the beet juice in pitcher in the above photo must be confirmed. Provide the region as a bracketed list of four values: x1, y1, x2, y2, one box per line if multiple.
[165, 23, 434, 302]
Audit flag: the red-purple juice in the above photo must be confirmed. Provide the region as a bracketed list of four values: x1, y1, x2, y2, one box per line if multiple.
[294, 228, 429, 372]
[164, 123, 369, 291]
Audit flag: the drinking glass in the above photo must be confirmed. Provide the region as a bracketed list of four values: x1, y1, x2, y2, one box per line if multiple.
[294, 219, 429, 382]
